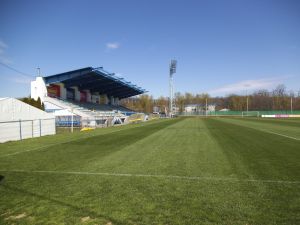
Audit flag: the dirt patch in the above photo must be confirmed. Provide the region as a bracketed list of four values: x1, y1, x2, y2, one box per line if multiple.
[5, 212, 27, 220]
[106, 222, 113, 225]
[81, 216, 91, 223]
[0, 211, 10, 217]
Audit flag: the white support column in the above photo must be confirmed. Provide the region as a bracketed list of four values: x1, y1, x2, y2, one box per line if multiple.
[60, 83, 67, 100]
[85, 90, 91, 102]
[110, 96, 114, 105]
[114, 97, 119, 105]
[101, 94, 108, 104]
[91, 92, 100, 103]
[97, 93, 101, 104]
[73, 87, 80, 101]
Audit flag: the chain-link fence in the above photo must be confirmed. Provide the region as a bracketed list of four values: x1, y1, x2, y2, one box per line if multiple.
[0, 118, 56, 143]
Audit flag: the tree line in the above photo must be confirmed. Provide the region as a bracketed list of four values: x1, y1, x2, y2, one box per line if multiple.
[19, 97, 45, 110]
[121, 84, 300, 113]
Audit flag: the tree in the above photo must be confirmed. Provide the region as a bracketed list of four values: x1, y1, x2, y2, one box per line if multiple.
[138, 95, 153, 113]
[120, 86, 300, 113]
[272, 84, 287, 110]
[156, 96, 168, 113]
[19, 96, 44, 110]
[175, 92, 185, 113]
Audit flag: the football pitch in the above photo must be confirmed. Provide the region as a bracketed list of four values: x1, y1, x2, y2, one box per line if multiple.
[0, 117, 299, 225]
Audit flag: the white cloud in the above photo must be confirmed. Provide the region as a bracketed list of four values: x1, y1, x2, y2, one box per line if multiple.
[106, 42, 120, 50]
[209, 77, 289, 95]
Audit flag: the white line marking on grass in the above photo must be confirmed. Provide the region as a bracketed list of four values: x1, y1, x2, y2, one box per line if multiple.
[259, 130, 300, 141]
[1, 169, 299, 185]
[215, 118, 300, 141]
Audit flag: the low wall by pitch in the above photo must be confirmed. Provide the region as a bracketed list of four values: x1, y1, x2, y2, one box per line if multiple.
[261, 114, 300, 118]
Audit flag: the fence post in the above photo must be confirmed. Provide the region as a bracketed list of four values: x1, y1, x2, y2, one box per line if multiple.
[32, 120, 34, 138]
[19, 119, 22, 140]
[39, 119, 42, 137]
[71, 108, 74, 133]
[55, 118, 57, 134]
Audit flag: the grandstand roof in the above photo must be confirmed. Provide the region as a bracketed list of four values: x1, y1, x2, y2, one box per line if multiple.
[44, 67, 146, 99]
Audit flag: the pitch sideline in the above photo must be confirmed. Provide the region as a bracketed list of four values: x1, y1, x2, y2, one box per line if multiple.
[214, 118, 300, 141]
[260, 129, 300, 141]
[1, 169, 299, 185]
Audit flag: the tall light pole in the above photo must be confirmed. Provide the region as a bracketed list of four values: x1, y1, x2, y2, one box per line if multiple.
[169, 59, 177, 117]
[71, 107, 74, 133]
[246, 94, 249, 115]
[205, 98, 208, 117]
[291, 96, 293, 114]
[244, 84, 250, 116]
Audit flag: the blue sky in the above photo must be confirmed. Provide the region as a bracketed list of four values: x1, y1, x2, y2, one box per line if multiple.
[0, 0, 299, 98]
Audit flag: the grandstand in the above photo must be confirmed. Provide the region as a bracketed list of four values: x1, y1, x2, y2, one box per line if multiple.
[31, 67, 146, 127]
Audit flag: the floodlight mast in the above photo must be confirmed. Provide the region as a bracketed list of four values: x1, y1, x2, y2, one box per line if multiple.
[169, 59, 177, 117]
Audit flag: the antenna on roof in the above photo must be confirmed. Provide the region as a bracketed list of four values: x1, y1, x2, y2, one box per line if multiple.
[37, 67, 41, 77]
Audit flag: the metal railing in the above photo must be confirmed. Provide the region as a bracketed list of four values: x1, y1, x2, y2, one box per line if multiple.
[177, 110, 300, 116]
[0, 118, 56, 143]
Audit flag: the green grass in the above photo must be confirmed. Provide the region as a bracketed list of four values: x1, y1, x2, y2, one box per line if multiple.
[0, 117, 299, 225]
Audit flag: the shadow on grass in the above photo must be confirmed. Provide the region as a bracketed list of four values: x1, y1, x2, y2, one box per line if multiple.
[0, 175, 4, 183]
[1, 184, 126, 225]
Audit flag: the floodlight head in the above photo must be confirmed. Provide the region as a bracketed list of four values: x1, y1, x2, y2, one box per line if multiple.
[170, 59, 177, 75]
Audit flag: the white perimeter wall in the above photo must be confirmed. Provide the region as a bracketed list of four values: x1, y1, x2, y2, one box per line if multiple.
[0, 119, 55, 143]
[0, 98, 56, 143]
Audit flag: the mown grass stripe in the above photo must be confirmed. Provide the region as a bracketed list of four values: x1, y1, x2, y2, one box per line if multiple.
[1, 169, 299, 184]
[1, 117, 299, 224]
[0, 119, 179, 158]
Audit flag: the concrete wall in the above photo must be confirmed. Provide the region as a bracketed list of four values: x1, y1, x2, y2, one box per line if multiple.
[31, 77, 48, 102]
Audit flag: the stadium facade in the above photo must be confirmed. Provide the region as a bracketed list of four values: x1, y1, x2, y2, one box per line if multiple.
[31, 67, 146, 127]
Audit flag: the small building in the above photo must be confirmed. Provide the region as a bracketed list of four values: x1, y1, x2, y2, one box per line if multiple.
[0, 97, 56, 143]
[184, 103, 216, 113]
[219, 108, 229, 112]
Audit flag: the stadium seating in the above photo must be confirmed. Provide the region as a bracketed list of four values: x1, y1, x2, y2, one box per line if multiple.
[44, 97, 135, 118]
